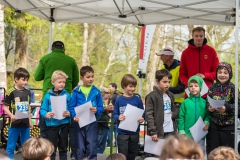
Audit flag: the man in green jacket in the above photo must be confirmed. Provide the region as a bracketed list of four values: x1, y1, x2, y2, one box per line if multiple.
[34, 41, 79, 160]
[34, 41, 79, 98]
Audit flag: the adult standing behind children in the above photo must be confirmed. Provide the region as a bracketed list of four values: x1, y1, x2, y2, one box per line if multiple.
[34, 41, 79, 158]
[178, 75, 210, 154]
[34, 41, 79, 97]
[40, 70, 71, 160]
[207, 62, 239, 154]
[179, 26, 219, 97]
[4, 68, 32, 159]
[113, 74, 144, 160]
[69, 66, 104, 160]
[156, 47, 185, 106]
[145, 69, 178, 140]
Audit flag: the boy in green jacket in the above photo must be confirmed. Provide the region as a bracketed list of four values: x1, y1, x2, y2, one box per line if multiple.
[178, 75, 210, 154]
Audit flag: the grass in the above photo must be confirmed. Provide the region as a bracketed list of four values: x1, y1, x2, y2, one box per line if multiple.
[103, 146, 117, 155]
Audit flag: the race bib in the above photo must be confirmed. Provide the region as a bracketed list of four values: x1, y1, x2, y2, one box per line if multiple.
[15, 101, 29, 114]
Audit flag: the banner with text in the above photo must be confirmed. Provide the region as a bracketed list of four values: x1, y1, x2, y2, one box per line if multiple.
[138, 25, 156, 74]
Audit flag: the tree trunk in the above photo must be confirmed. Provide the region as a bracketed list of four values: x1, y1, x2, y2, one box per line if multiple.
[145, 25, 162, 94]
[82, 23, 89, 66]
[0, 4, 7, 89]
[99, 25, 126, 88]
[87, 24, 96, 61]
[13, 13, 28, 70]
[187, 25, 194, 39]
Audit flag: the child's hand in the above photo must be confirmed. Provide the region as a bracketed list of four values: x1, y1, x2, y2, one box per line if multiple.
[45, 112, 54, 119]
[151, 134, 158, 142]
[119, 114, 125, 121]
[5, 118, 9, 124]
[203, 124, 209, 130]
[208, 106, 216, 112]
[217, 106, 226, 113]
[138, 117, 144, 123]
[63, 111, 70, 117]
[90, 107, 97, 114]
[11, 115, 16, 122]
[30, 124, 33, 129]
[74, 116, 79, 122]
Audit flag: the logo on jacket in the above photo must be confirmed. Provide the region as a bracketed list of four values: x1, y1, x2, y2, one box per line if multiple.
[204, 55, 208, 59]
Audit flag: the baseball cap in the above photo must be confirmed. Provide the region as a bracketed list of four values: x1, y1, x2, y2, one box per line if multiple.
[52, 41, 64, 49]
[156, 47, 174, 56]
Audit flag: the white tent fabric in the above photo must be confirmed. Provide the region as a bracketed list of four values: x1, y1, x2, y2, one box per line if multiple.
[0, 0, 236, 25]
[0, 0, 239, 151]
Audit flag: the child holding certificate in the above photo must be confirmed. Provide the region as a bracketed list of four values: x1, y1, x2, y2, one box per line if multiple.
[113, 74, 144, 160]
[69, 66, 104, 160]
[207, 62, 239, 154]
[3, 68, 32, 159]
[145, 69, 178, 140]
[40, 70, 71, 160]
[178, 75, 210, 154]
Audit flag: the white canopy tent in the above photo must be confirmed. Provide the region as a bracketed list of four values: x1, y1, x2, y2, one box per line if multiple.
[0, 0, 239, 150]
[0, 0, 236, 25]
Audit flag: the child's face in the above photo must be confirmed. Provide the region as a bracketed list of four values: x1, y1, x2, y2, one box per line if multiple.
[189, 82, 200, 96]
[81, 72, 94, 87]
[15, 77, 28, 90]
[51, 77, 66, 91]
[217, 67, 229, 84]
[123, 84, 136, 97]
[157, 76, 170, 93]
[108, 85, 115, 92]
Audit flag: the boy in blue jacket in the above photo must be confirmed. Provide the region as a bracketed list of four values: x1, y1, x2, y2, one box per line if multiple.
[40, 70, 71, 160]
[113, 74, 144, 160]
[69, 66, 104, 160]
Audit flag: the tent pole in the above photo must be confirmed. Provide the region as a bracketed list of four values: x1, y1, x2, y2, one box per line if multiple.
[234, 0, 239, 152]
[48, 22, 53, 53]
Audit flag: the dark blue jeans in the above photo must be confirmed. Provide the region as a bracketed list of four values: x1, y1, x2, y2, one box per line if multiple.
[107, 124, 117, 146]
[97, 129, 108, 153]
[69, 120, 76, 158]
[39, 114, 48, 138]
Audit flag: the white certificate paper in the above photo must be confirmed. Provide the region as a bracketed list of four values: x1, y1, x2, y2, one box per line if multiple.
[144, 135, 164, 156]
[118, 104, 144, 132]
[74, 101, 96, 128]
[207, 95, 225, 109]
[30, 102, 41, 107]
[15, 110, 32, 119]
[50, 95, 67, 120]
[189, 117, 208, 142]
[185, 80, 208, 97]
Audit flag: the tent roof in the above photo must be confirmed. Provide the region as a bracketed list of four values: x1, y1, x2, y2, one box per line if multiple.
[0, 0, 236, 25]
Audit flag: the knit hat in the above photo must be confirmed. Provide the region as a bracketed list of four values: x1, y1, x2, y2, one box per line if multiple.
[156, 47, 174, 56]
[216, 62, 232, 84]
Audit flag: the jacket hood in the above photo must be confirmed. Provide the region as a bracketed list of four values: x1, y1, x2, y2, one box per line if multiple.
[188, 38, 207, 47]
[216, 62, 232, 84]
[188, 75, 204, 91]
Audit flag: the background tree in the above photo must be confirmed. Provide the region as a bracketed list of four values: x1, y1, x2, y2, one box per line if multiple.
[0, 4, 6, 89]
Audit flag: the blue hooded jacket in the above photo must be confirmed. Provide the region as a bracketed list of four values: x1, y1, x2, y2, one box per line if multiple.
[40, 88, 71, 127]
[69, 85, 104, 118]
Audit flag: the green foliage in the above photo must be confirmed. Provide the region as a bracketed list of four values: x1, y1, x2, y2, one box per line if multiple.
[3, 9, 239, 98]
[4, 7, 36, 31]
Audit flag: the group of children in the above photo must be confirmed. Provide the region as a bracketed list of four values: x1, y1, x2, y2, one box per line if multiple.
[2, 61, 238, 160]
[145, 61, 238, 157]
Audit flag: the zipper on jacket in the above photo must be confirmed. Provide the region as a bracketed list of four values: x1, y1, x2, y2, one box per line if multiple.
[198, 48, 200, 73]
[194, 97, 197, 122]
